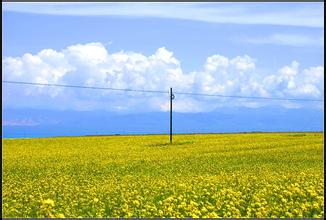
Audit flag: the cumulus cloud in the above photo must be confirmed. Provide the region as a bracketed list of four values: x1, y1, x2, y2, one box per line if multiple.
[2, 42, 324, 112]
[3, 42, 193, 112]
[263, 61, 324, 98]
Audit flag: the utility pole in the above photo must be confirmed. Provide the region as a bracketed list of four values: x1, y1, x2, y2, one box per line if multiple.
[170, 88, 174, 144]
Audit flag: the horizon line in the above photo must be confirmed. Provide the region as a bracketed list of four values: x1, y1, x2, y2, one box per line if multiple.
[2, 131, 324, 140]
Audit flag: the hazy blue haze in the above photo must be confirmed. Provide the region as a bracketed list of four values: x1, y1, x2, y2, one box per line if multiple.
[3, 107, 323, 138]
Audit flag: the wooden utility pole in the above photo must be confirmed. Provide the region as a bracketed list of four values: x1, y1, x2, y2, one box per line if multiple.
[170, 88, 174, 144]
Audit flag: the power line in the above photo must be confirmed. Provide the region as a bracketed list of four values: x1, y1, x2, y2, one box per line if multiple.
[2, 80, 324, 102]
[174, 91, 324, 102]
[2, 80, 168, 94]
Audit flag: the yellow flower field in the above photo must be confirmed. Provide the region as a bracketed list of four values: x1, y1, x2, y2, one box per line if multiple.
[2, 133, 324, 218]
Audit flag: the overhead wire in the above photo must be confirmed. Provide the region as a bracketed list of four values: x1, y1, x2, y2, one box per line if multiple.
[2, 80, 168, 94]
[2, 80, 324, 102]
[173, 91, 323, 102]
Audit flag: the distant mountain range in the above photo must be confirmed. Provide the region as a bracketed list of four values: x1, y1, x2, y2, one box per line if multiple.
[2, 107, 324, 138]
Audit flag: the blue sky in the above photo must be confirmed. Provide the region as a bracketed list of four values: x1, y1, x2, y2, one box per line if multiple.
[2, 2, 324, 136]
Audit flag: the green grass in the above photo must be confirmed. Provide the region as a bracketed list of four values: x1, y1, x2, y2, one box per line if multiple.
[2, 132, 324, 218]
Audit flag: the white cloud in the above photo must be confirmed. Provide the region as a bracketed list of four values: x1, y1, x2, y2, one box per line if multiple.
[2, 43, 193, 112]
[2, 42, 324, 112]
[2, 3, 324, 28]
[193, 54, 258, 96]
[204, 55, 229, 72]
[244, 33, 324, 47]
[262, 61, 324, 99]
[230, 55, 255, 72]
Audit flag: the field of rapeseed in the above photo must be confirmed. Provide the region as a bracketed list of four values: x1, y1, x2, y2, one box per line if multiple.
[2, 132, 324, 218]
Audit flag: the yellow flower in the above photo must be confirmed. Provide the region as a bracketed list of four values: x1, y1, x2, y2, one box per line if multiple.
[42, 199, 55, 207]
[57, 213, 65, 218]
[133, 200, 140, 207]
